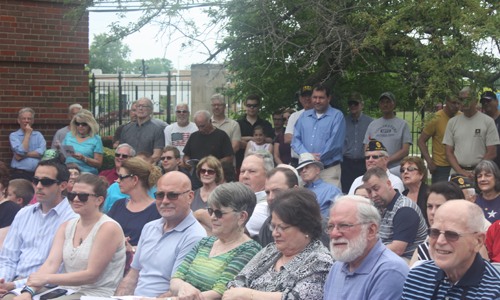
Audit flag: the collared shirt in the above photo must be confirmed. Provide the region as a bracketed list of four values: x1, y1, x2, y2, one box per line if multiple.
[211, 116, 241, 142]
[0, 199, 78, 288]
[245, 192, 268, 238]
[304, 178, 342, 217]
[343, 113, 374, 159]
[9, 129, 46, 172]
[285, 109, 305, 159]
[291, 106, 346, 166]
[98, 167, 118, 186]
[120, 119, 165, 155]
[130, 213, 206, 297]
[401, 254, 500, 299]
[324, 239, 409, 300]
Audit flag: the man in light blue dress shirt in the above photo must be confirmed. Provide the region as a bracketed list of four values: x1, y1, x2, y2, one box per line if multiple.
[9, 108, 46, 181]
[0, 160, 77, 295]
[291, 83, 346, 190]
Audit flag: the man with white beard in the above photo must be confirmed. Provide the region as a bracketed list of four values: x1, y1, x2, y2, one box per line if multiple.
[323, 195, 409, 299]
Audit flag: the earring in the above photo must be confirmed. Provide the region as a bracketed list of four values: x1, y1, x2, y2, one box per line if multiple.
[305, 234, 309, 238]
[238, 227, 242, 232]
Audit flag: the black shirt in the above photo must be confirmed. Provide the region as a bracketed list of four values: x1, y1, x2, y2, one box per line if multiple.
[183, 128, 234, 160]
[0, 201, 22, 228]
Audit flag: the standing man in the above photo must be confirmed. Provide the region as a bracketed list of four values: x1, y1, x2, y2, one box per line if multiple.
[98, 143, 135, 185]
[363, 92, 412, 178]
[480, 90, 500, 169]
[418, 96, 462, 183]
[51, 104, 82, 149]
[285, 85, 314, 167]
[164, 102, 198, 162]
[324, 195, 409, 299]
[291, 83, 346, 189]
[210, 94, 241, 156]
[236, 95, 274, 170]
[362, 167, 427, 260]
[443, 87, 500, 180]
[120, 98, 165, 163]
[0, 160, 77, 295]
[10, 108, 46, 181]
[114, 172, 206, 297]
[342, 92, 374, 193]
[113, 102, 138, 149]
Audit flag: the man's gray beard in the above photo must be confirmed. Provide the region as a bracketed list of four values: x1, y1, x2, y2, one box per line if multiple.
[330, 225, 368, 262]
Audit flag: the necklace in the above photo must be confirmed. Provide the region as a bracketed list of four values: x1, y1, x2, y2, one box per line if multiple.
[78, 133, 89, 138]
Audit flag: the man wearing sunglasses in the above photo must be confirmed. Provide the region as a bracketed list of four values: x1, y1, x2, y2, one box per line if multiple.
[362, 167, 427, 261]
[114, 171, 205, 297]
[98, 143, 135, 185]
[348, 139, 404, 195]
[0, 160, 77, 295]
[160, 146, 193, 185]
[236, 94, 274, 170]
[480, 90, 500, 170]
[164, 103, 198, 164]
[50, 103, 82, 149]
[10, 108, 46, 181]
[402, 200, 500, 299]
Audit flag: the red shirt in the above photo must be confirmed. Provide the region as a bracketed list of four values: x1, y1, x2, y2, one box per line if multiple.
[98, 167, 118, 186]
[486, 220, 500, 263]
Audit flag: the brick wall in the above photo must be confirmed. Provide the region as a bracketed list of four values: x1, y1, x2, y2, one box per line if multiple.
[0, 0, 88, 168]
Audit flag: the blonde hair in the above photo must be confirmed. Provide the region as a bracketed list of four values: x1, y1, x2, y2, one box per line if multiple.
[121, 157, 162, 190]
[70, 109, 99, 138]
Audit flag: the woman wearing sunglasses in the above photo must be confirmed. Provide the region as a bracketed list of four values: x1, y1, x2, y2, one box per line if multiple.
[161, 182, 261, 300]
[400, 156, 429, 225]
[107, 157, 162, 250]
[62, 109, 103, 175]
[21, 174, 125, 299]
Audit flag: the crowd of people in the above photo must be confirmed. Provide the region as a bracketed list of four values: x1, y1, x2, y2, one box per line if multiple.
[1, 83, 500, 299]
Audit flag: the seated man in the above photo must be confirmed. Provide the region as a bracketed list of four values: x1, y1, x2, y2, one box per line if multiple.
[402, 200, 500, 299]
[99, 143, 135, 185]
[363, 167, 427, 260]
[297, 153, 342, 217]
[114, 172, 206, 297]
[160, 146, 192, 182]
[324, 195, 409, 299]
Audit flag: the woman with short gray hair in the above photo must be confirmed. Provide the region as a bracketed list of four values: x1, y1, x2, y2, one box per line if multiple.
[474, 160, 500, 223]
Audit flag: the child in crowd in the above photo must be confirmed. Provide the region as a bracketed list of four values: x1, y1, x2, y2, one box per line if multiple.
[6, 179, 34, 208]
[245, 125, 273, 156]
[354, 185, 370, 200]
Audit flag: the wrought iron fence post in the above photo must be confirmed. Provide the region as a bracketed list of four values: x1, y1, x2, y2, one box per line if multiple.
[167, 71, 172, 124]
[91, 73, 96, 117]
[118, 71, 122, 125]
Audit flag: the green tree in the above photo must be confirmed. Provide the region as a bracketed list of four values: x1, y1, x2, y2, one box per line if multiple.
[88, 33, 131, 74]
[129, 58, 174, 75]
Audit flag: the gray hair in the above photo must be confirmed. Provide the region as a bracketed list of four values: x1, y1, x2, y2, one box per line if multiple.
[207, 182, 257, 226]
[18, 108, 35, 119]
[460, 86, 475, 98]
[246, 150, 274, 172]
[138, 97, 154, 111]
[332, 195, 381, 238]
[68, 104, 82, 114]
[210, 93, 226, 105]
[474, 160, 500, 193]
[467, 202, 485, 232]
[116, 143, 136, 157]
[176, 102, 189, 110]
[193, 110, 211, 122]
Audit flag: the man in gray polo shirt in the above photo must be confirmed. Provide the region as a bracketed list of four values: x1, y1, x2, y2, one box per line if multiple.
[120, 97, 165, 163]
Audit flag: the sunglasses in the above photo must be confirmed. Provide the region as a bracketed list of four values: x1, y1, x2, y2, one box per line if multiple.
[118, 174, 135, 181]
[67, 192, 98, 202]
[75, 121, 88, 127]
[400, 167, 419, 173]
[176, 110, 189, 114]
[33, 177, 60, 187]
[115, 153, 129, 159]
[246, 104, 259, 108]
[207, 207, 235, 219]
[365, 155, 383, 160]
[427, 228, 478, 242]
[480, 98, 494, 104]
[154, 190, 190, 201]
[200, 168, 216, 175]
[161, 156, 174, 161]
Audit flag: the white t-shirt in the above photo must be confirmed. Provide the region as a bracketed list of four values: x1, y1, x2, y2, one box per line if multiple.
[348, 169, 405, 195]
[164, 122, 198, 158]
[285, 109, 305, 159]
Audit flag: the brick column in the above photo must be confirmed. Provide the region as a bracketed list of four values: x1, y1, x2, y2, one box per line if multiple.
[0, 0, 89, 168]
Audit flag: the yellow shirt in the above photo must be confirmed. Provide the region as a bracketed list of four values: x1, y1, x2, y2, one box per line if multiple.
[422, 109, 461, 166]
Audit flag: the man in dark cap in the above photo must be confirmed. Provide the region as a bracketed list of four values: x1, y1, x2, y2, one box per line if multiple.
[481, 90, 500, 169]
[450, 173, 476, 202]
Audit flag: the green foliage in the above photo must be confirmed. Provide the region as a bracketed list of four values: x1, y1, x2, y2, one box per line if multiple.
[98, 147, 115, 173]
[88, 33, 131, 74]
[127, 58, 174, 75]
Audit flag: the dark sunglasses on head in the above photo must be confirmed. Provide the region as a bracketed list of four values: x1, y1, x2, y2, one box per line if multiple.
[365, 155, 383, 160]
[348, 101, 360, 106]
[246, 104, 259, 108]
[427, 228, 478, 242]
[200, 168, 216, 175]
[480, 97, 494, 104]
[75, 121, 88, 127]
[33, 177, 60, 187]
[176, 110, 189, 114]
[161, 156, 174, 161]
[154, 190, 190, 201]
[118, 174, 135, 181]
[67, 192, 98, 202]
[115, 153, 129, 159]
[400, 167, 419, 173]
[207, 207, 235, 219]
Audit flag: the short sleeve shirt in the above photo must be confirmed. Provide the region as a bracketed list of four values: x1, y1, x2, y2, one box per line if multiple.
[422, 109, 461, 166]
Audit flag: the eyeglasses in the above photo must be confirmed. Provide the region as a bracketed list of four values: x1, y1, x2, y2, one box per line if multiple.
[118, 174, 135, 181]
[400, 167, 419, 173]
[136, 104, 150, 109]
[211, 104, 225, 107]
[154, 190, 190, 201]
[33, 177, 60, 187]
[365, 155, 383, 160]
[67, 192, 98, 202]
[115, 153, 129, 159]
[348, 101, 360, 106]
[161, 156, 174, 161]
[176, 110, 189, 114]
[246, 103, 259, 108]
[75, 121, 88, 127]
[207, 207, 235, 218]
[268, 224, 292, 233]
[200, 168, 216, 175]
[427, 228, 478, 242]
[326, 223, 366, 234]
